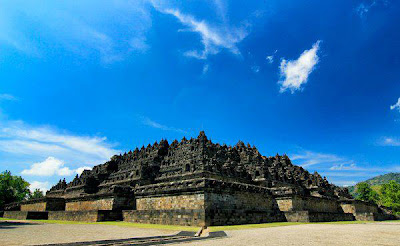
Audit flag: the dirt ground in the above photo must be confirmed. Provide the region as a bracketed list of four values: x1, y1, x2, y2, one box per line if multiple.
[1, 220, 399, 246]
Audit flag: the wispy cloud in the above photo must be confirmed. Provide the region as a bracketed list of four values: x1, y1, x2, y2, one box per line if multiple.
[0, 1, 152, 63]
[76, 166, 92, 175]
[141, 116, 187, 134]
[22, 157, 92, 177]
[356, 0, 390, 18]
[251, 65, 260, 73]
[291, 149, 392, 172]
[29, 181, 50, 193]
[291, 150, 347, 168]
[153, 4, 248, 60]
[279, 40, 321, 93]
[0, 94, 17, 101]
[330, 163, 358, 171]
[129, 36, 150, 53]
[202, 64, 210, 74]
[22, 157, 73, 176]
[290, 148, 400, 187]
[390, 98, 400, 112]
[331, 180, 357, 187]
[290, 150, 364, 186]
[0, 119, 119, 166]
[379, 137, 400, 146]
[266, 50, 277, 64]
[329, 162, 398, 173]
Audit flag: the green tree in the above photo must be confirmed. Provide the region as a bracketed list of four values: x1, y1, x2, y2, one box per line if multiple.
[380, 180, 400, 215]
[0, 170, 30, 210]
[28, 189, 44, 200]
[356, 182, 379, 204]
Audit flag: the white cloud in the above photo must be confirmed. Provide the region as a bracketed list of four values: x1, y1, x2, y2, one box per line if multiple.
[22, 157, 73, 176]
[251, 65, 260, 73]
[129, 36, 150, 53]
[76, 166, 92, 175]
[390, 98, 400, 112]
[279, 40, 321, 93]
[291, 148, 400, 186]
[0, 94, 17, 101]
[380, 137, 400, 146]
[202, 64, 210, 74]
[291, 150, 385, 172]
[153, 6, 248, 59]
[331, 180, 357, 187]
[356, 0, 390, 18]
[141, 116, 187, 134]
[266, 50, 277, 64]
[330, 163, 358, 171]
[356, 2, 375, 17]
[22, 157, 95, 177]
[29, 181, 51, 193]
[213, 0, 228, 22]
[291, 150, 345, 168]
[0, 120, 118, 164]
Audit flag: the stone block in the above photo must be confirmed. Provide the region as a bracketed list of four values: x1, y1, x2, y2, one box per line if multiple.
[65, 195, 134, 211]
[3, 211, 48, 220]
[340, 200, 378, 214]
[20, 198, 65, 212]
[136, 194, 205, 210]
[123, 209, 206, 226]
[48, 210, 122, 222]
[206, 209, 285, 226]
[276, 195, 341, 213]
[284, 211, 354, 222]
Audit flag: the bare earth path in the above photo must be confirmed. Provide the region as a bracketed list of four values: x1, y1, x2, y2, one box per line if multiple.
[1, 220, 399, 246]
[0, 220, 179, 246]
[193, 222, 400, 246]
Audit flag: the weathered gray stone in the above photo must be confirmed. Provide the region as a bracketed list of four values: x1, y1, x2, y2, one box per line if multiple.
[4, 131, 396, 225]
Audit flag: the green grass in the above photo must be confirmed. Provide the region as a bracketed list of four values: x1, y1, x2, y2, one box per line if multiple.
[1, 217, 398, 232]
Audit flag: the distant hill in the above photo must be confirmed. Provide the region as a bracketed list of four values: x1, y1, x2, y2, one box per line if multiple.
[347, 172, 400, 197]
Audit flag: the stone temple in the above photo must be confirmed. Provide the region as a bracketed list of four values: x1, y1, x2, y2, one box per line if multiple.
[3, 132, 397, 225]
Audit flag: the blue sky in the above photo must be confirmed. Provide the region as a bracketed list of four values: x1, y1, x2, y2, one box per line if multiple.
[0, 0, 400, 191]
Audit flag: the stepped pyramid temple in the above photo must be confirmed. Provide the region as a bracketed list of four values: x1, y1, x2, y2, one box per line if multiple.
[3, 132, 397, 225]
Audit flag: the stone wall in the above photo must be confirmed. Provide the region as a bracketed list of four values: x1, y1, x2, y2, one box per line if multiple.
[130, 189, 285, 226]
[3, 202, 20, 211]
[3, 211, 48, 220]
[123, 209, 205, 226]
[66, 198, 114, 211]
[276, 195, 341, 213]
[203, 191, 284, 226]
[206, 209, 285, 226]
[21, 202, 46, 212]
[284, 211, 354, 222]
[48, 210, 122, 222]
[340, 200, 378, 214]
[65, 195, 134, 211]
[19, 198, 65, 212]
[136, 194, 204, 210]
[205, 191, 274, 211]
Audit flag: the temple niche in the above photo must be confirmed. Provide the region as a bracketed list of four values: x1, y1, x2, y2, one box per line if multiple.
[3, 131, 397, 225]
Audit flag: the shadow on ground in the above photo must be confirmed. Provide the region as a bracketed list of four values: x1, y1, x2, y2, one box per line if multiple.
[34, 231, 227, 246]
[0, 221, 39, 229]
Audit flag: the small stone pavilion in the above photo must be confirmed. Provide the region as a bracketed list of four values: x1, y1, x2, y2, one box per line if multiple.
[3, 132, 397, 225]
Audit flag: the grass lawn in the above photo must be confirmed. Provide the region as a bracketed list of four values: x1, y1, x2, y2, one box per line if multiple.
[2, 217, 395, 232]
